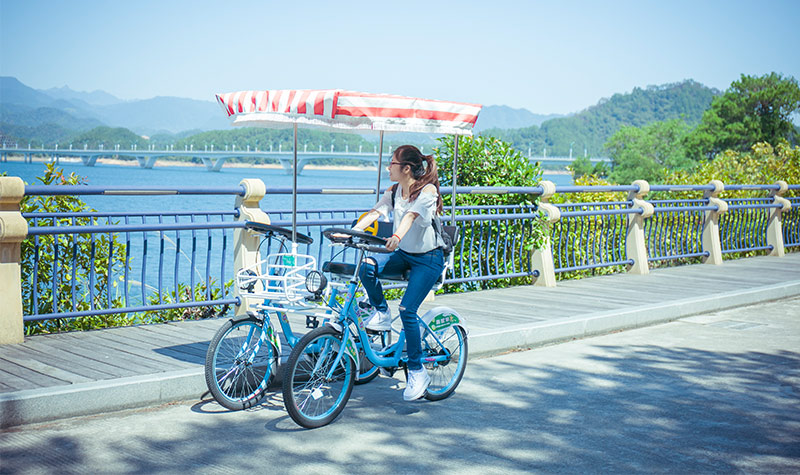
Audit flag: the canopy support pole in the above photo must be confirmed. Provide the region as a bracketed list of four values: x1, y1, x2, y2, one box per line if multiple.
[451, 135, 459, 226]
[292, 123, 298, 247]
[375, 131, 385, 202]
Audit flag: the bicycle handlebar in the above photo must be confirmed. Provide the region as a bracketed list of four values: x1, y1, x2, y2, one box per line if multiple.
[322, 227, 391, 253]
[245, 221, 313, 245]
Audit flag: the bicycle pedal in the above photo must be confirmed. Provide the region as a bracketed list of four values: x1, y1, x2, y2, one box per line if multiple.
[305, 315, 319, 329]
[379, 367, 396, 377]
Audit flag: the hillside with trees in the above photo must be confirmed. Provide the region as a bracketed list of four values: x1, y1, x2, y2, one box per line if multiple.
[486, 80, 719, 157]
[589, 73, 800, 184]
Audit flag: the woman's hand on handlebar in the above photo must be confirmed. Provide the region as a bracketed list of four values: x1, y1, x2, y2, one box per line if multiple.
[330, 227, 361, 240]
[385, 235, 400, 251]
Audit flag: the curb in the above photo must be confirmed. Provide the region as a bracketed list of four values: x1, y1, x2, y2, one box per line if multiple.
[2, 280, 799, 429]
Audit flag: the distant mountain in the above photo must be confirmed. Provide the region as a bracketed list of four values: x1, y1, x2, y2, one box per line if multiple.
[0, 76, 722, 155]
[0, 77, 54, 108]
[0, 77, 229, 138]
[93, 96, 229, 135]
[474, 105, 563, 132]
[490, 80, 720, 157]
[43, 85, 122, 106]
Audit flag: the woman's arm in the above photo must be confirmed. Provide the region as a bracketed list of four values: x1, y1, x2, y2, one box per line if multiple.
[385, 211, 418, 251]
[352, 210, 381, 231]
[353, 188, 393, 231]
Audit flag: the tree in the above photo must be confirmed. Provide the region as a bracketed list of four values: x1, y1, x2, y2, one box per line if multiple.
[686, 73, 800, 160]
[433, 135, 547, 291]
[569, 155, 609, 179]
[605, 119, 693, 184]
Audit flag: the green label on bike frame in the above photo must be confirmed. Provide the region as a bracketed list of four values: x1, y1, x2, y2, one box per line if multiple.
[267, 325, 281, 355]
[345, 338, 358, 363]
[429, 313, 460, 332]
[282, 255, 296, 266]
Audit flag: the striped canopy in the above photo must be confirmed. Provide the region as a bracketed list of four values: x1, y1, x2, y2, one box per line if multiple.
[216, 89, 481, 136]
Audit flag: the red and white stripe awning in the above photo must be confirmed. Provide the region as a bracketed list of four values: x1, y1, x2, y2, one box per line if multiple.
[215, 89, 481, 135]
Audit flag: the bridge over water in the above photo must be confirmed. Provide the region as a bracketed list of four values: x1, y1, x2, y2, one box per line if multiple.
[1, 145, 610, 173]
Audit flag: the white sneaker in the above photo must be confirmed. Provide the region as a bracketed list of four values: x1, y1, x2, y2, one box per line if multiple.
[366, 308, 392, 331]
[403, 367, 430, 401]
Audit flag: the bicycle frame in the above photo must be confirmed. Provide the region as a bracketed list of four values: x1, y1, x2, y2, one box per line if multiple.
[321, 246, 454, 380]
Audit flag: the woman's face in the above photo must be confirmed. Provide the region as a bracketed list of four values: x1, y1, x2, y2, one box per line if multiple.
[387, 153, 409, 182]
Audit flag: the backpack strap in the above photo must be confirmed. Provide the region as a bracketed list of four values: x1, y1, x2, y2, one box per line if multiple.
[390, 183, 398, 209]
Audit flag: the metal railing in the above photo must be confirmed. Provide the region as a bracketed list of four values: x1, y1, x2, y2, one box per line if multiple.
[13, 180, 798, 326]
[647, 199, 709, 261]
[785, 197, 800, 248]
[21, 186, 245, 323]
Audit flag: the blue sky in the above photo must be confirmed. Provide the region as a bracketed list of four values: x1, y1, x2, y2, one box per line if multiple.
[1, 0, 798, 114]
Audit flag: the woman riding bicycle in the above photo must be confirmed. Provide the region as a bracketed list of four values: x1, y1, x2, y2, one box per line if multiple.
[351, 144, 446, 401]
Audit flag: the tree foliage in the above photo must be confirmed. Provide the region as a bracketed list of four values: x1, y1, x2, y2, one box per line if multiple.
[685, 73, 800, 160]
[19, 163, 131, 334]
[665, 141, 800, 198]
[433, 135, 547, 291]
[605, 119, 694, 184]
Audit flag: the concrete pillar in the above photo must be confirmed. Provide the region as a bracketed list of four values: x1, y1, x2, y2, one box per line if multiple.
[533, 180, 559, 287]
[233, 179, 270, 317]
[767, 180, 791, 257]
[626, 180, 654, 275]
[702, 180, 728, 265]
[0, 177, 28, 344]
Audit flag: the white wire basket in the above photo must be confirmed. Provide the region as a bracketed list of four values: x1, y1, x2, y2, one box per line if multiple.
[236, 252, 317, 304]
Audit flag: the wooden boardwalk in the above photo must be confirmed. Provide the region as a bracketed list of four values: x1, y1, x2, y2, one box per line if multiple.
[1, 253, 799, 427]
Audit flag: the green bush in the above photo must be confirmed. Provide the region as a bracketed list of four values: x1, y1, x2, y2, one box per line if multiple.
[433, 135, 547, 291]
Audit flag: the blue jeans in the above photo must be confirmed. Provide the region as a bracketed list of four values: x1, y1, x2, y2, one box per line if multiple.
[359, 248, 445, 371]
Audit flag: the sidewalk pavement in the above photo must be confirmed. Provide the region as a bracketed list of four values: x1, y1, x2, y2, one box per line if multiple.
[1, 253, 799, 428]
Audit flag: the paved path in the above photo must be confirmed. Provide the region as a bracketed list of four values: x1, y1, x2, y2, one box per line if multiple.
[1, 253, 799, 428]
[2, 296, 798, 474]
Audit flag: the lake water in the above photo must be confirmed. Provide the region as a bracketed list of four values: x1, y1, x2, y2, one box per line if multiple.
[3, 159, 572, 311]
[1, 160, 572, 213]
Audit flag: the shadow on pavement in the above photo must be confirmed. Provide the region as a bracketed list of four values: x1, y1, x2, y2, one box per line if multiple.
[2, 344, 799, 473]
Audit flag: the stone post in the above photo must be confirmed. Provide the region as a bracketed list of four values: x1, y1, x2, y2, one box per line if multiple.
[702, 180, 728, 265]
[626, 180, 654, 275]
[233, 179, 270, 317]
[0, 177, 28, 345]
[533, 180, 559, 287]
[767, 180, 791, 257]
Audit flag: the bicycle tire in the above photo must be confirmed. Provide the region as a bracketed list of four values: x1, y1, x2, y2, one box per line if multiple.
[282, 325, 356, 428]
[422, 325, 467, 401]
[204, 316, 277, 410]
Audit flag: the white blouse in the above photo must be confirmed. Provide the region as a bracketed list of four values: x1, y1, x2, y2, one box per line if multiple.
[372, 184, 444, 254]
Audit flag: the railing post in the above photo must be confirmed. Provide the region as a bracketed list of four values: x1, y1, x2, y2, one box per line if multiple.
[532, 180, 558, 287]
[702, 179, 727, 265]
[626, 180, 654, 275]
[0, 177, 28, 345]
[767, 180, 791, 257]
[233, 179, 270, 317]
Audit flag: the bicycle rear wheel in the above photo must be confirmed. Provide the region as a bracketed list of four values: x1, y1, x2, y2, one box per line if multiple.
[422, 324, 467, 401]
[204, 316, 276, 410]
[282, 325, 356, 428]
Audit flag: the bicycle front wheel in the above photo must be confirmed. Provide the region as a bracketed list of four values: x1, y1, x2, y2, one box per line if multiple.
[282, 325, 356, 428]
[422, 324, 467, 401]
[204, 316, 276, 410]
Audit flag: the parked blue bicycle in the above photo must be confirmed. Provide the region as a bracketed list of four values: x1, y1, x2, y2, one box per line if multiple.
[281, 227, 468, 428]
[204, 222, 380, 410]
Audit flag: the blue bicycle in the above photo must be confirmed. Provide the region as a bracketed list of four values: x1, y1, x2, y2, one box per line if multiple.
[203, 222, 382, 410]
[281, 228, 468, 428]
